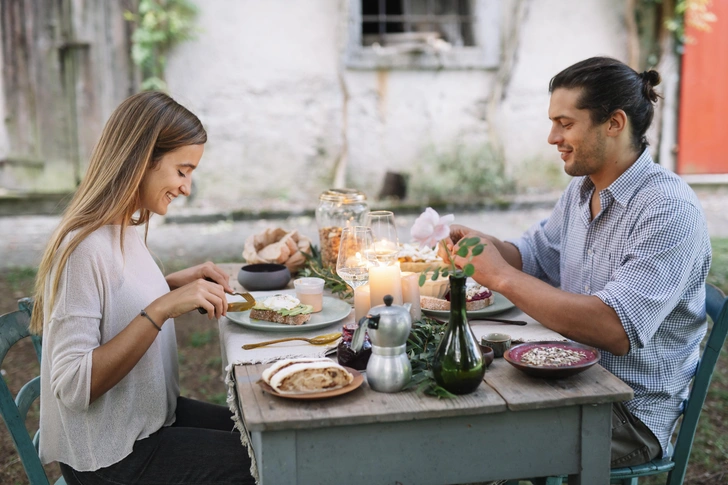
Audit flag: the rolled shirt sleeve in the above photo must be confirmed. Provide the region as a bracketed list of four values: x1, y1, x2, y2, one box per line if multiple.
[593, 200, 707, 354]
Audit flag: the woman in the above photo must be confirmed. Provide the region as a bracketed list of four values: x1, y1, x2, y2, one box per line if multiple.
[31, 91, 254, 484]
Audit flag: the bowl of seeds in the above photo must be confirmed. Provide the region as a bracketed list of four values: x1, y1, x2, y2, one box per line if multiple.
[503, 341, 600, 379]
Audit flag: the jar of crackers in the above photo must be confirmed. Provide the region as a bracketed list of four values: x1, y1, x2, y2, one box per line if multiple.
[316, 188, 369, 268]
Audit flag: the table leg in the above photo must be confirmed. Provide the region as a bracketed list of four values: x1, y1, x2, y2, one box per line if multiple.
[252, 430, 298, 485]
[568, 403, 612, 485]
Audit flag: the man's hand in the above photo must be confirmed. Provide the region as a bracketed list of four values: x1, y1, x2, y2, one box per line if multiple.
[450, 236, 514, 291]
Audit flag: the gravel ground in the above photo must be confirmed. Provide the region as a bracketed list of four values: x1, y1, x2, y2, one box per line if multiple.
[2, 187, 727, 270]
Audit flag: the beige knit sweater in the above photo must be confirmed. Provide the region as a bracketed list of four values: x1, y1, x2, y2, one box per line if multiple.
[39, 225, 179, 471]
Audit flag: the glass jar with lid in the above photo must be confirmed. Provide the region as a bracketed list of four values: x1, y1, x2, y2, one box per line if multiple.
[316, 188, 369, 268]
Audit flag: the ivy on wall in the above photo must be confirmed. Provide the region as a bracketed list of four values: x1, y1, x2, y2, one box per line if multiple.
[124, 0, 199, 91]
[667, 0, 717, 46]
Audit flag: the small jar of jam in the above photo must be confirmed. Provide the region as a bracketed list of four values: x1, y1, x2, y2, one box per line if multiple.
[336, 322, 372, 371]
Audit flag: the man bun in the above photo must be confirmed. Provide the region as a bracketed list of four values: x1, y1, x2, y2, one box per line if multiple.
[640, 70, 661, 102]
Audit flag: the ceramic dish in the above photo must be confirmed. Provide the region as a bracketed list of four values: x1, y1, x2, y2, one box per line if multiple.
[257, 368, 364, 400]
[226, 296, 350, 332]
[503, 341, 601, 379]
[421, 291, 516, 319]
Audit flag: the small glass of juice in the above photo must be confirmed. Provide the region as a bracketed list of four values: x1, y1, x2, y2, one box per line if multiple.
[293, 277, 325, 312]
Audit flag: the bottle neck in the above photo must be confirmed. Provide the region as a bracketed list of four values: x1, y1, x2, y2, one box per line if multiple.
[449, 275, 467, 317]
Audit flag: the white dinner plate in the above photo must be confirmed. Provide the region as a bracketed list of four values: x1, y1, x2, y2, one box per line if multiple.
[421, 291, 516, 319]
[226, 296, 351, 332]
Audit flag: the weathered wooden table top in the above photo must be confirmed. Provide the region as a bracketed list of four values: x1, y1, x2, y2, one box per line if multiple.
[233, 358, 633, 433]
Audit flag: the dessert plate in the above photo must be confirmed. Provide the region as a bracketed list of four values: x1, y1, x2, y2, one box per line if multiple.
[257, 368, 364, 400]
[421, 291, 515, 319]
[226, 296, 351, 332]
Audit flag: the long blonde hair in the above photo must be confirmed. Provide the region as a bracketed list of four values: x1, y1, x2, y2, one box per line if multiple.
[30, 91, 207, 334]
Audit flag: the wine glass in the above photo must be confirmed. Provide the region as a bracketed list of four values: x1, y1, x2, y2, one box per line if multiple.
[336, 226, 375, 291]
[366, 210, 399, 266]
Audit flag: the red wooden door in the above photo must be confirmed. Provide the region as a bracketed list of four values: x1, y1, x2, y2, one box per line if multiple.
[677, 2, 728, 175]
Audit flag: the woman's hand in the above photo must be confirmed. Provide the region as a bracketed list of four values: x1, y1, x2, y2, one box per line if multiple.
[165, 261, 233, 292]
[149, 278, 228, 321]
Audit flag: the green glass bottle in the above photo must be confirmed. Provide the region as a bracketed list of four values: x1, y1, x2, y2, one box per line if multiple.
[432, 275, 485, 394]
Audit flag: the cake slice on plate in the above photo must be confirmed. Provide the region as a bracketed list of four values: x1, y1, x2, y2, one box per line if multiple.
[420, 283, 494, 311]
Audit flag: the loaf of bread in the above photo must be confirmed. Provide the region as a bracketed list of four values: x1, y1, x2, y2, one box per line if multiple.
[261, 358, 354, 394]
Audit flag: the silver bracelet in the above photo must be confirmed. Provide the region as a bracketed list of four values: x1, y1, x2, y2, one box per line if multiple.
[140, 309, 162, 332]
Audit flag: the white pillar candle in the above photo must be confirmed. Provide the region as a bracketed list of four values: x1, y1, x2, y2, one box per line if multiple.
[354, 284, 371, 323]
[400, 272, 422, 322]
[369, 265, 403, 308]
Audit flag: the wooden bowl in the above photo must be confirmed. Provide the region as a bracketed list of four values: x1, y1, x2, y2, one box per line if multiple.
[477, 344, 495, 368]
[503, 341, 600, 379]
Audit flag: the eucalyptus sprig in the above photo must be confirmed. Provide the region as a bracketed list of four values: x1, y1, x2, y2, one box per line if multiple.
[405, 316, 456, 398]
[418, 236, 485, 286]
[410, 207, 486, 287]
[298, 246, 354, 301]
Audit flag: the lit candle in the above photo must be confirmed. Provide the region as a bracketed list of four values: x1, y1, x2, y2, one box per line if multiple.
[369, 265, 403, 308]
[400, 272, 421, 322]
[354, 284, 371, 323]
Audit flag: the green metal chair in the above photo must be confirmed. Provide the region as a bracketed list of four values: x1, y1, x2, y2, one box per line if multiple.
[0, 298, 65, 485]
[606, 282, 728, 485]
[507, 283, 728, 485]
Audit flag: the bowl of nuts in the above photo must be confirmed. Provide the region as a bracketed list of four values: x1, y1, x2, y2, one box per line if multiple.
[503, 341, 600, 379]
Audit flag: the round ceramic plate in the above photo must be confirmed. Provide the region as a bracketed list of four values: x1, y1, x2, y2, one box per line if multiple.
[421, 291, 516, 319]
[257, 368, 364, 400]
[226, 296, 351, 332]
[504, 341, 601, 379]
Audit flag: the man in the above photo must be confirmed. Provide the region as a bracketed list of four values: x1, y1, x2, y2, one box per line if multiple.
[446, 57, 711, 467]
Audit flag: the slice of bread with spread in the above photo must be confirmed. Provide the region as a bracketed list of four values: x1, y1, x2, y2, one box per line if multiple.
[421, 284, 494, 311]
[261, 358, 353, 394]
[249, 294, 313, 325]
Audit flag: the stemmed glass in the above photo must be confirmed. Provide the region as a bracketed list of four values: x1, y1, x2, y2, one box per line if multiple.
[366, 210, 399, 266]
[336, 226, 375, 291]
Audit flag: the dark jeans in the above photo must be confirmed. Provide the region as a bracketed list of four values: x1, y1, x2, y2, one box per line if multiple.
[611, 401, 662, 468]
[60, 397, 255, 485]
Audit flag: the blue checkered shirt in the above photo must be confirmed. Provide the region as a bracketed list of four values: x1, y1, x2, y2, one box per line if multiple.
[508, 149, 711, 457]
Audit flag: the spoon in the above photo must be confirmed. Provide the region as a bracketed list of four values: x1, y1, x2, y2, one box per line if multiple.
[242, 332, 342, 350]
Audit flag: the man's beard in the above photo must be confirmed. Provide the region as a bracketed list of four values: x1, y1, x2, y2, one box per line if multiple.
[563, 131, 607, 177]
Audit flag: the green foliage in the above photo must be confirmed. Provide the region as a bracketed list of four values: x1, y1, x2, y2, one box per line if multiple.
[298, 246, 353, 301]
[405, 316, 457, 398]
[124, 0, 200, 91]
[5, 267, 37, 292]
[708, 238, 728, 293]
[188, 329, 214, 348]
[409, 142, 514, 204]
[416, 237, 484, 286]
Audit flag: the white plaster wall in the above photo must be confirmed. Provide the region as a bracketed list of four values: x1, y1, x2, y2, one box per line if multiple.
[166, 0, 628, 209]
[166, 0, 344, 210]
[498, 0, 628, 188]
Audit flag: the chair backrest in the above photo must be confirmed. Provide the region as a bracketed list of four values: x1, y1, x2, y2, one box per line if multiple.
[0, 304, 50, 485]
[668, 283, 728, 484]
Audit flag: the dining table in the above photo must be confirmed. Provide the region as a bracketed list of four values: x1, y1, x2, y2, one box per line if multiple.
[215, 263, 634, 485]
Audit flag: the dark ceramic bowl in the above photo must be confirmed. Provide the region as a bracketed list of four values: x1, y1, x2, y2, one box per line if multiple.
[477, 344, 495, 368]
[503, 341, 601, 379]
[237, 264, 291, 291]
